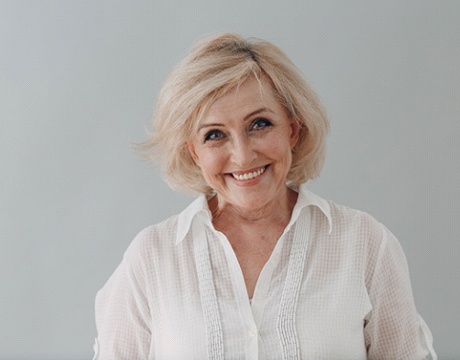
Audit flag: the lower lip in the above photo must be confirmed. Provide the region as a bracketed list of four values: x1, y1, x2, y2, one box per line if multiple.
[229, 166, 268, 187]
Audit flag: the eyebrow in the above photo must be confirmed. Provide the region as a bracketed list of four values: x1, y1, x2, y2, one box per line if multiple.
[198, 107, 274, 131]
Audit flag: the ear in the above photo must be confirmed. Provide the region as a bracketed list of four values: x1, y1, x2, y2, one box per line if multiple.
[186, 141, 201, 167]
[289, 119, 301, 149]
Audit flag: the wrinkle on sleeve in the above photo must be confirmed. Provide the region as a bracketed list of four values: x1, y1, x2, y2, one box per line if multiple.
[364, 224, 436, 360]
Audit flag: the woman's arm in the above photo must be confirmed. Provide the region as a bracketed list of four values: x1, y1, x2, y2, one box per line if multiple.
[364, 225, 436, 359]
[94, 244, 152, 359]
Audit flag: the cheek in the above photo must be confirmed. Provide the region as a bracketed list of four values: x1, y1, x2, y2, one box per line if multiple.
[195, 149, 226, 175]
[266, 137, 293, 161]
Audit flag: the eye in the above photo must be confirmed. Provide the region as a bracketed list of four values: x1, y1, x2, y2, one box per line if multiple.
[251, 117, 272, 130]
[204, 129, 225, 142]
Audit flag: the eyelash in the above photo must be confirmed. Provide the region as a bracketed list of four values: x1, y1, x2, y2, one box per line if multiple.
[204, 129, 224, 142]
[203, 118, 273, 143]
[251, 117, 272, 130]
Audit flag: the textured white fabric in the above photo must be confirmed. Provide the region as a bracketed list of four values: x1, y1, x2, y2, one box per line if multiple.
[94, 185, 436, 359]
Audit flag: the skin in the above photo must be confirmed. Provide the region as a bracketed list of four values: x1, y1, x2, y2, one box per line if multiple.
[187, 76, 301, 298]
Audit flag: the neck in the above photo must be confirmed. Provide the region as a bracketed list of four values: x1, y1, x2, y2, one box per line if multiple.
[209, 186, 298, 226]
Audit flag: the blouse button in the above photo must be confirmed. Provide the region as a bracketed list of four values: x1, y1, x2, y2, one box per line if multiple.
[248, 327, 258, 338]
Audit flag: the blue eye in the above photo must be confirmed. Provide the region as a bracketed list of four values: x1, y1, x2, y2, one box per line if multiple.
[204, 129, 224, 142]
[251, 118, 272, 130]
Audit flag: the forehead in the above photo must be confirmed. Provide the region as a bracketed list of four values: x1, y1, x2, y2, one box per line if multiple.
[202, 77, 281, 120]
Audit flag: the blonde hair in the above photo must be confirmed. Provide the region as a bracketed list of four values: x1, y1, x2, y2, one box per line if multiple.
[140, 33, 329, 194]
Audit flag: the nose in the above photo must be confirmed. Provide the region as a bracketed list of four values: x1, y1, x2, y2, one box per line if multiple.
[230, 135, 256, 168]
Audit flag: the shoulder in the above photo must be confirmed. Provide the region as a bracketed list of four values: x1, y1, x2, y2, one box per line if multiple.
[310, 194, 395, 261]
[298, 187, 385, 243]
[320, 197, 408, 281]
[122, 214, 181, 267]
[305, 189, 385, 241]
[328, 201, 384, 238]
[122, 194, 207, 266]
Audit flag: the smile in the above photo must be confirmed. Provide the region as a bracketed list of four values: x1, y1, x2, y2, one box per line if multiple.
[231, 166, 267, 181]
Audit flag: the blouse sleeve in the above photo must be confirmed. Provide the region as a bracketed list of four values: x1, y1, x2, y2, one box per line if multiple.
[364, 225, 437, 360]
[93, 240, 152, 360]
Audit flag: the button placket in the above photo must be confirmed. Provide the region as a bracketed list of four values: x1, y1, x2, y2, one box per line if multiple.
[250, 233, 286, 326]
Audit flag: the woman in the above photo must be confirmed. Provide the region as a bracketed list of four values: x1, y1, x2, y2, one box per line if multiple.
[93, 34, 436, 359]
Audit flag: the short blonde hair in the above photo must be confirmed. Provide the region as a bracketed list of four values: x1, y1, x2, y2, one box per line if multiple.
[141, 33, 329, 194]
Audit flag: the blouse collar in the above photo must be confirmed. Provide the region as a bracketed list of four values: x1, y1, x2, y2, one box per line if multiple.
[175, 183, 332, 245]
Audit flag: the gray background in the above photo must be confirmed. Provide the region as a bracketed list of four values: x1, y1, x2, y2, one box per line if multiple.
[1, 1, 458, 359]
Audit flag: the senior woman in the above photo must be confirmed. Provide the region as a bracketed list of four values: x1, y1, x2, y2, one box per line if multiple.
[93, 34, 436, 359]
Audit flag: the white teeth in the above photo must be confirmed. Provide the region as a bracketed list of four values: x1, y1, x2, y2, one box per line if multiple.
[232, 166, 266, 181]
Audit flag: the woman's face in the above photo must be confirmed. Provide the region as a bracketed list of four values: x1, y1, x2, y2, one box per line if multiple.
[187, 77, 300, 212]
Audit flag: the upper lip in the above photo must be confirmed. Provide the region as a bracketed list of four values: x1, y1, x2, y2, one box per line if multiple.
[229, 165, 268, 175]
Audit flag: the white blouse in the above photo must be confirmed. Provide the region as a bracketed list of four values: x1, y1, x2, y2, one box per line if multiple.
[93, 185, 436, 359]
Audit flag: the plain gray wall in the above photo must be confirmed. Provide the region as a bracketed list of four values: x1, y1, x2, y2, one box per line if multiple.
[1, 1, 458, 358]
